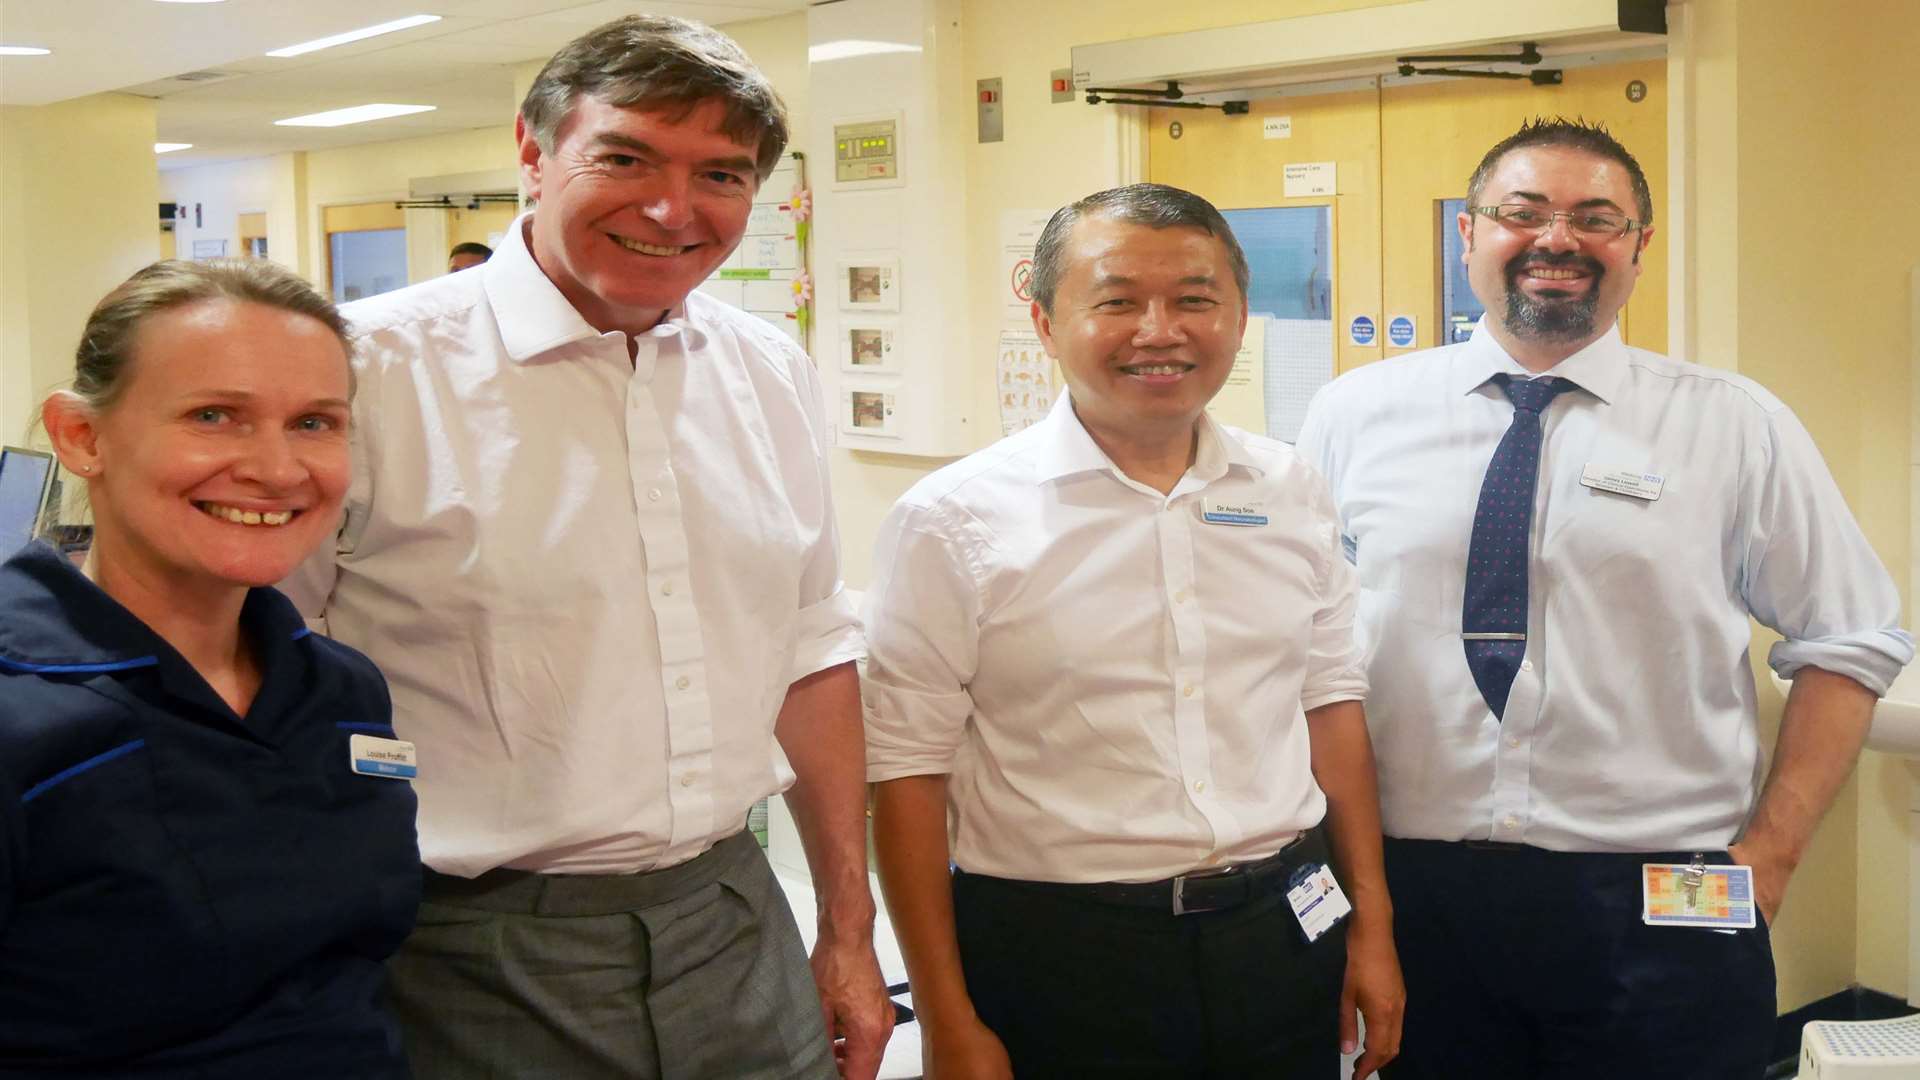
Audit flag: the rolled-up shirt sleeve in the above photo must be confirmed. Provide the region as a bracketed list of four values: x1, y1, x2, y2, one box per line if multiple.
[1745, 407, 1914, 694]
[863, 501, 982, 783]
[787, 346, 866, 684]
[1301, 477, 1369, 711]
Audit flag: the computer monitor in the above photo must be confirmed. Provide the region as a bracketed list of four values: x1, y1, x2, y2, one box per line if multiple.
[0, 447, 57, 557]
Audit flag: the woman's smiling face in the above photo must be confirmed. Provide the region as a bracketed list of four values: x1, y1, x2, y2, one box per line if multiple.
[80, 297, 353, 594]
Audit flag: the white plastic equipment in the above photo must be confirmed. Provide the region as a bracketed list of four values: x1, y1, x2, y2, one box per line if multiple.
[1798, 1015, 1920, 1078]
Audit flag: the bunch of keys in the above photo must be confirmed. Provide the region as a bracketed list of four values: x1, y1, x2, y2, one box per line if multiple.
[1680, 854, 1707, 913]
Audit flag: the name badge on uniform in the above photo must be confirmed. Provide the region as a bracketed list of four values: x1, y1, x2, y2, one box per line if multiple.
[1580, 464, 1664, 501]
[349, 733, 418, 780]
[1201, 498, 1269, 526]
[1285, 862, 1353, 943]
[1642, 859, 1756, 929]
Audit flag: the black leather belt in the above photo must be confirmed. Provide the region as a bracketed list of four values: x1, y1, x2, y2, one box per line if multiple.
[973, 828, 1327, 917]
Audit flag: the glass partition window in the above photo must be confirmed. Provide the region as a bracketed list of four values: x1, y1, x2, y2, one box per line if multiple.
[1438, 198, 1485, 344]
[1220, 205, 1335, 443]
[329, 228, 408, 302]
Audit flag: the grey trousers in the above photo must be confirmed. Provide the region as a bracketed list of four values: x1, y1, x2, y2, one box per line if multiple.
[389, 831, 836, 1080]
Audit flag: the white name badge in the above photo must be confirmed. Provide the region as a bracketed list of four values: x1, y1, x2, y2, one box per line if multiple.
[1580, 464, 1664, 501]
[1285, 862, 1353, 943]
[349, 733, 418, 780]
[1201, 498, 1269, 526]
[1641, 862, 1757, 929]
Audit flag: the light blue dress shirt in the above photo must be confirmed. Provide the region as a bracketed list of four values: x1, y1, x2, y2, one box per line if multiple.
[1297, 320, 1912, 852]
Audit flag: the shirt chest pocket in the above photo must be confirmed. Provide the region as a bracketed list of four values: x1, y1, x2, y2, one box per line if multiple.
[6, 739, 236, 1055]
[1544, 465, 1736, 600]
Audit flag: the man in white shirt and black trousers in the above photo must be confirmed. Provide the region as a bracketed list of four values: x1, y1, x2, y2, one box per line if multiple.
[284, 15, 893, 1079]
[864, 184, 1405, 1079]
[1297, 118, 1913, 1078]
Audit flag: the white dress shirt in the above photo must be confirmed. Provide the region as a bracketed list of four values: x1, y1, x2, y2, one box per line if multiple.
[863, 395, 1368, 884]
[1296, 320, 1913, 853]
[283, 215, 862, 877]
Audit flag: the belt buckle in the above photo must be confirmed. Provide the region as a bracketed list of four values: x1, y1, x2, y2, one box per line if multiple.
[1171, 865, 1237, 916]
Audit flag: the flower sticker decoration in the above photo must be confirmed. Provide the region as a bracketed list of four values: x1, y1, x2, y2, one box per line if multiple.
[789, 269, 813, 337]
[787, 187, 812, 248]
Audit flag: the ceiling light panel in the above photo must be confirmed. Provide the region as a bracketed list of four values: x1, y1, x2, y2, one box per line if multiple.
[275, 103, 437, 127]
[267, 15, 441, 58]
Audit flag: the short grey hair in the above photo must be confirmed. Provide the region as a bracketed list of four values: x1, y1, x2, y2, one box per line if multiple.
[1030, 184, 1250, 314]
[520, 15, 789, 182]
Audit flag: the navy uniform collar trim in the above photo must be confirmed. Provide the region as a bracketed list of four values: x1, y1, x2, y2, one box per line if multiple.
[0, 542, 307, 675]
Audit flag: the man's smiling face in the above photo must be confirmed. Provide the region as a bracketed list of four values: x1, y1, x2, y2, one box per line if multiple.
[1460, 145, 1651, 356]
[519, 95, 760, 335]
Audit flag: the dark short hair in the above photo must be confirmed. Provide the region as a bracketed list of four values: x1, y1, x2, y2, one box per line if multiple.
[1467, 116, 1653, 225]
[520, 15, 788, 182]
[1031, 184, 1250, 314]
[448, 242, 493, 262]
[71, 258, 352, 413]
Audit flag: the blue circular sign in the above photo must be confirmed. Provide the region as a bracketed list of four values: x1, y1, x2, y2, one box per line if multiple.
[1387, 316, 1416, 348]
[1350, 315, 1376, 346]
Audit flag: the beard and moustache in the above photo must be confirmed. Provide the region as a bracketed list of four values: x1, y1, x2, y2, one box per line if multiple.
[1501, 250, 1606, 342]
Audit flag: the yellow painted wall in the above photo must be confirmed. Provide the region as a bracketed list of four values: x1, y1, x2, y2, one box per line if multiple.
[0, 93, 158, 445]
[323, 201, 406, 232]
[448, 203, 517, 251]
[1688, 0, 1920, 1007]
[302, 126, 518, 285]
[269, 153, 311, 281]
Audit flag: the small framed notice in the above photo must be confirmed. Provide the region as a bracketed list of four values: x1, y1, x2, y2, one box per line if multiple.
[842, 388, 900, 438]
[838, 256, 900, 311]
[841, 323, 902, 373]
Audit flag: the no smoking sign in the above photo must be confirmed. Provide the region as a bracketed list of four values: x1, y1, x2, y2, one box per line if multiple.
[1011, 258, 1034, 304]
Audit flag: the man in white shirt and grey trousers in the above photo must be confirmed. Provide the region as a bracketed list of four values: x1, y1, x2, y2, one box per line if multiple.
[1297, 117, 1913, 1078]
[284, 15, 892, 1079]
[864, 184, 1405, 1079]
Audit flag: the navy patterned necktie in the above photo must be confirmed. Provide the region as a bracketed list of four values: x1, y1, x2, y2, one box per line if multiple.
[1463, 373, 1574, 719]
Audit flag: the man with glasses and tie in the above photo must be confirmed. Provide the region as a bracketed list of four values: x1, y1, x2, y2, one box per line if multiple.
[1297, 117, 1911, 1077]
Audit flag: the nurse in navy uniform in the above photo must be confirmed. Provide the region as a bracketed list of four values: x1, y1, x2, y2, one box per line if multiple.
[0, 259, 419, 1077]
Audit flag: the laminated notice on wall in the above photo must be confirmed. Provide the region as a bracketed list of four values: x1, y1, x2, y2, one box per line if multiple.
[1000, 210, 1050, 327]
[1206, 316, 1267, 434]
[698, 155, 809, 348]
[996, 329, 1052, 436]
[1282, 162, 1336, 198]
[1267, 317, 1335, 443]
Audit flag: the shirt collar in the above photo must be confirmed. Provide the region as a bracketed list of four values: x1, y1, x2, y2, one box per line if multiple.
[1029, 392, 1265, 486]
[484, 211, 708, 365]
[0, 542, 312, 675]
[1450, 316, 1627, 404]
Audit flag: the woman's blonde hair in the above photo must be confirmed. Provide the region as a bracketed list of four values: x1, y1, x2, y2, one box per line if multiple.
[71, 258, 353, 412]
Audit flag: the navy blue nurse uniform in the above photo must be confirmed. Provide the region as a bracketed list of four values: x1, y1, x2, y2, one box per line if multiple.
[0, 541, 419, 1077]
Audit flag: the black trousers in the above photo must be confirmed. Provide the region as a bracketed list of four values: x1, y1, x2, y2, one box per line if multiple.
[1381, 838, 1776, 1080]
[951, 858, 1346, 1078]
